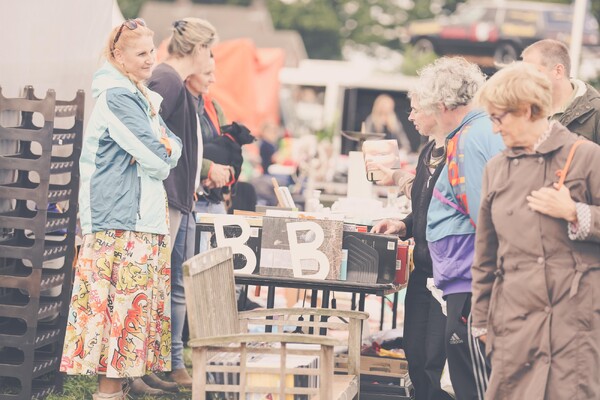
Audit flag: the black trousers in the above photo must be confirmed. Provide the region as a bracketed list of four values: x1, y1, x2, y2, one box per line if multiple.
[404, 269, 453, 400]
[445, 292, 490, 400]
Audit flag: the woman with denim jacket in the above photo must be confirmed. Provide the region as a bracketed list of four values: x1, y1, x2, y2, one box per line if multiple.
[60, 19, 181, 400]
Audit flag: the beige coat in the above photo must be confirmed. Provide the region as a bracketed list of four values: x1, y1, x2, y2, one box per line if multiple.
[471, 123, 600, 400]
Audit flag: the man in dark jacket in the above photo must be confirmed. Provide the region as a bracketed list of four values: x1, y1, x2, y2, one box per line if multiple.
[522, 39, 600, 144]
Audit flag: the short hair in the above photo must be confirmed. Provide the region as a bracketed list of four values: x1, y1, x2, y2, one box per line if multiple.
[409, 57, 486, 113]
[477, 62, 552, 121]
[522, 39, 571, 76]
[168, 17, 217, 57]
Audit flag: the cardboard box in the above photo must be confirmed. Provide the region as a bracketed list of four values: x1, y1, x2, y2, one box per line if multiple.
[361, 355, 408, 381]
[360, 355, 413, 399]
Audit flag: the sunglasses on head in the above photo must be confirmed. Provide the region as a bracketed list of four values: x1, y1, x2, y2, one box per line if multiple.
[113, 18, 146, 48]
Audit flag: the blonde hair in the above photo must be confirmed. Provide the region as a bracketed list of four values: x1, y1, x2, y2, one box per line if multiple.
[370, 94, 398, 130]
[105, 20, 157, 116]
[168, 17, 217, 58]
[477, 62, 552, 121]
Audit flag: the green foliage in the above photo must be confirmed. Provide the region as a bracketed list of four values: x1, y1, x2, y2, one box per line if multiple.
[400, 45, 438, 76]
[267, 0, 342, 59]
[117, 0, 152, 19]
[116, 0, 600, 62]
[315, 122, 336, 142]
[47, 352, 194, 399]
[46, 375, 97, 400]
[589, 76, 600, 91]
[191, 0, 251, 4]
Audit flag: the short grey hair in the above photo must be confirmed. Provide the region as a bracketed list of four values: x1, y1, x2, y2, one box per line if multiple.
[409, 57, 486, 113]
[522, 39, 571, 76]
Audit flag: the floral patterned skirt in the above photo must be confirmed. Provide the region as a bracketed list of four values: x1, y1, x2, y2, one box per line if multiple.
[60, 230, 171, 378]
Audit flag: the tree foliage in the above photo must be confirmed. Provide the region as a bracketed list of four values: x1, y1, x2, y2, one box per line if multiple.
[117, 0, 600, 61]
[117, 0, 150, 19]
[267, 0, 342, 59]
[267, 0, 427, 58]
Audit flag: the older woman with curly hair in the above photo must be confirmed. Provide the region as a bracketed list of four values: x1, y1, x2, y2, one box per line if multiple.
[422, 57, 504, 400]
[473, 62, 600, 399]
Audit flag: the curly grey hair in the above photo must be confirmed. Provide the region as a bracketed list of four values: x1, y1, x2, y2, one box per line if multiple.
[409, 57, 486, 113]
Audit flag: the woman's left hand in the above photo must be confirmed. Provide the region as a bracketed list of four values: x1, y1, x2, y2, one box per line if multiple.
[159, 126, 172, 156]
[527, 183, 578, 222]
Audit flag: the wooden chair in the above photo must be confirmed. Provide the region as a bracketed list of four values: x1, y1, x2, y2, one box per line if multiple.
[183, 246, 369, 400]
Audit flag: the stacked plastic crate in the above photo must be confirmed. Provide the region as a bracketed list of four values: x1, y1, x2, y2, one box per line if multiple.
[0, 86, 83, 399]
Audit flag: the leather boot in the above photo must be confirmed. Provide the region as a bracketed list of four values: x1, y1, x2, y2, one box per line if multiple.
[167, 367, 193, 388]
[142, 372, 180, 393]
[129, 377, 167, 395]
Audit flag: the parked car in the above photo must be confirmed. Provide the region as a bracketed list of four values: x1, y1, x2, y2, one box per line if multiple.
[405, 0, 600, 64]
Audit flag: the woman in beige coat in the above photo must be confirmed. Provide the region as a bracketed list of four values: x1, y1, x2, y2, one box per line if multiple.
[472, 62, 600, 400]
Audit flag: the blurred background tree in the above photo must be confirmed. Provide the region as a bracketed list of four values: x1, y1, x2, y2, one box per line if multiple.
[118, 0, 600, 61]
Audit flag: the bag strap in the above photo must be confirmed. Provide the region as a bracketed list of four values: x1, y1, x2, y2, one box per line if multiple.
[433, 187, 468, 216]
[556, 139, 586, 189]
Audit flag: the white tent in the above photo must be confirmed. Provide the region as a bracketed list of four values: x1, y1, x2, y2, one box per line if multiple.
[0, 0, 123, 123]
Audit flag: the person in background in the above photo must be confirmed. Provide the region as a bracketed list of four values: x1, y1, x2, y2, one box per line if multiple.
[257, 121, 280, 175]
[425, 57, 504, 400]
[147, 17, 230, 389]
[186, 54, 260, 312]
[186, 54, 228, 214]
[185, 54, 228, 253]
[372, 90, 452, 399]
[473, 61, 600, 399]
[522, 39, 600, 144]
[364, 93, 412, 151]
[60, 19, 181, 400]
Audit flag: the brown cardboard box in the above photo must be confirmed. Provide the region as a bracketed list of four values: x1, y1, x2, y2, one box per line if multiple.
[336, 354, 408, 382]
[361, 355, 408, 380]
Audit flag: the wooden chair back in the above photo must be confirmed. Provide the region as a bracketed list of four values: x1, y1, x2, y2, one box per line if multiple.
[183, 247, 363, 400]
[182, 246, 240, 340]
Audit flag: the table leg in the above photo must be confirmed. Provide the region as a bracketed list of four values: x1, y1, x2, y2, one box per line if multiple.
[320, 290, 330, 336]
[265, 285, 275, 333]
[379, 295, 385, 331]
[310, 289, 318, 308]
[321, 290, 330, 308]
[359, 293, 366, 312]
[392, 291, 399, 329]
[351, 293, 357, 310]
[240, 284, 249, 310]
[309, 289, 318, 335]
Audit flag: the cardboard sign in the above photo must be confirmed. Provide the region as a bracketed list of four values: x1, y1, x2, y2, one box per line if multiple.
[259, 216, 343, 280]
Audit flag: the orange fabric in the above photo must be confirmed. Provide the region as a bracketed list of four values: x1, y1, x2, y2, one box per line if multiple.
[203, 94, 222, 135]
[156, 37, 285, 133]
[253, 47, 286, 130]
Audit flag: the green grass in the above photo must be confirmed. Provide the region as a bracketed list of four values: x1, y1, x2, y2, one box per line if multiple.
[47, 349, 194, 399]
[46, 375, 192, 400]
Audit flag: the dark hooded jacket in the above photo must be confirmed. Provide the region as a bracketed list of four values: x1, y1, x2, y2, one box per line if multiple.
[557, 82, 600, 144]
